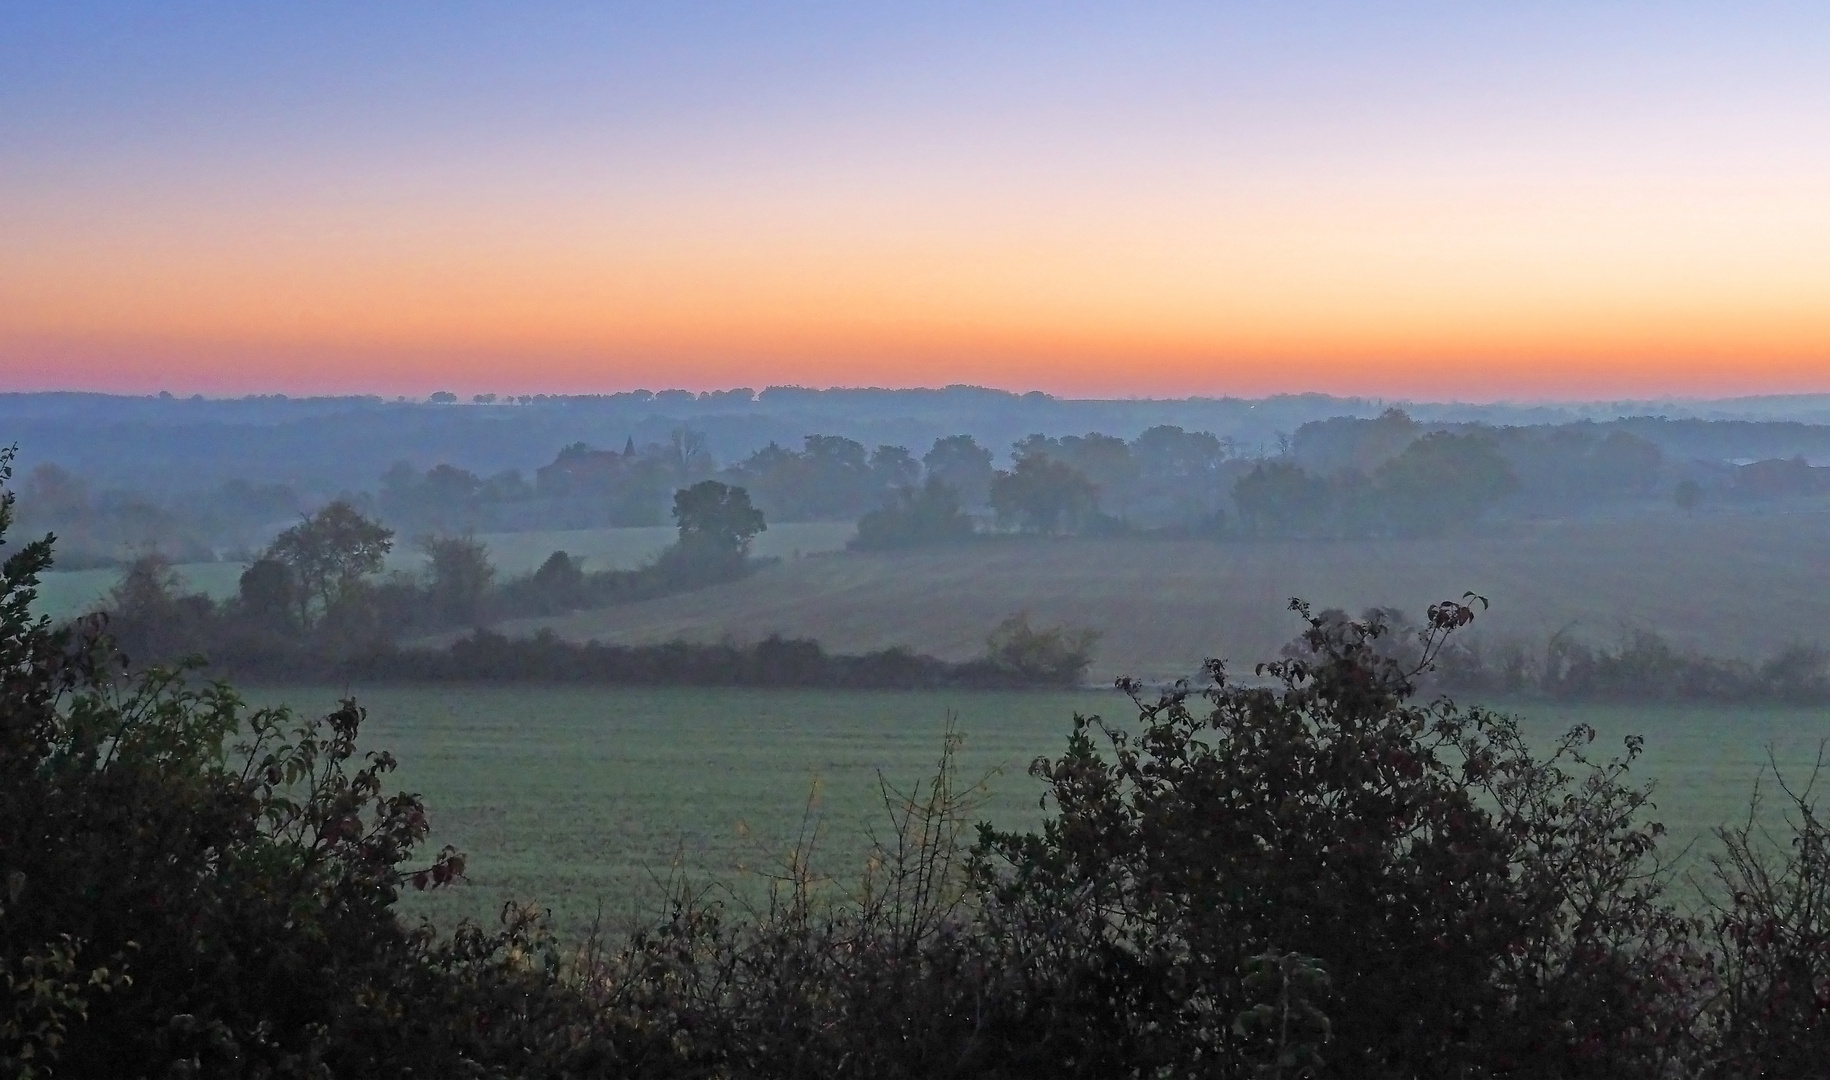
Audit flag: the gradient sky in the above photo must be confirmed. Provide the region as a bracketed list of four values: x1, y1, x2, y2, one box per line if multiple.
[3, 2, 1828, 399]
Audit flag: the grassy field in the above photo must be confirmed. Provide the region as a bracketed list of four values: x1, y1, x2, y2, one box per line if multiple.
[496, 510, 1830, 683]
[245, 684, 1830, 938]
[30, 560, 246, 620]
[27, 521, 857, 620]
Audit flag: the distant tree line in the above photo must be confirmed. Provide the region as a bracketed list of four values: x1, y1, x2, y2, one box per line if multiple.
[8, 462, 301, 566]
[20, 406, 1830, 566]
[378, 428, 718, 532]
[93, 478, 1101, 688]
[320, 413, 1830, 550]
[343, 612, 1095, 689]
[100, 480, 771, 677]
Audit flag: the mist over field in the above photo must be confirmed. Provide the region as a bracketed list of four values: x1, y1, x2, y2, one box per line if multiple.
[17, 385, 1830, 685]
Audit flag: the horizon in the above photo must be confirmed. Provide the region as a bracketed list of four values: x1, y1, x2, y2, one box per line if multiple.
[4, 3, 1828, 399]
[18, 383, 1830, 421]
[18, 382, 1830, 408]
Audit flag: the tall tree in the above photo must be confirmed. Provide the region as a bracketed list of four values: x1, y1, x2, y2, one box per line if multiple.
[922, 435, 995, 509]
[419, 534, 495, 626]
[672, 480, 767, 555]
[990, 454, 1096, 535]
[264, 501, 393, 628]
[1374, 432, 1517, 537]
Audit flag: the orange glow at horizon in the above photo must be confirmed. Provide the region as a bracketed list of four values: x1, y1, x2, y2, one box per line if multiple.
[9, 4, 1830, 402]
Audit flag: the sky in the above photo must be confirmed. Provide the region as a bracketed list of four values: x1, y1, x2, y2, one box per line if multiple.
[2, 2, 1828, 400]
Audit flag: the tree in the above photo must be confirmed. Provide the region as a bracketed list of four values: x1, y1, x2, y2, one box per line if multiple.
[1232, 461, 1333, 537]
[236, 557, 296, 631]
[420, 533, 495, 626]
[672, 480, 767, 554]
[984, 612, 1099, 684]
[0, 446, 482, 1076]
[989, 454, 1096, 535]
[1374, 431, 1517, 536]
[102, 553, 216, 665]
[665, 427, 713, 484]
[264, 500, 393, 629]
[1674, 478, 1702, 514]
[1053, 433, 1139, 517]
[731, 436, 875, 520]
[852, 478, 976, 550]
[869, 444, 923, 496]
[923, 435, 996, 509]
[1129, 426, 1231, 529]
[531, 550, 584, 606]
[379, 463, 488, 533]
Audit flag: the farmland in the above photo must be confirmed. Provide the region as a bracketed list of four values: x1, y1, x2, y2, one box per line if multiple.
[247, 683, 1830, 937]
[496, 509, 1830, 683]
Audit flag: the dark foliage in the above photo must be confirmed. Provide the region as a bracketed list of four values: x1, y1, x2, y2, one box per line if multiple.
[989, 452, 1098, 535]
[1351, 608, 1830, 704]
[100, 486, 774, 680]
[729, 435, 919, 522]
[0, 445, 510, 1079]
[922, 434, 997, 509]
[344, 628, 1083, 688]
[671, 479, 766, 558]
[1234, 430, 1517, 539]
[968, 597, 1699, 1078]
[852, 478, 976, 550]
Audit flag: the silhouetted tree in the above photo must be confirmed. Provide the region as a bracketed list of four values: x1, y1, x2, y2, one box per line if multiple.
[989, 453, 1096, 535]
[672, 480, 767, 555]
[853, 478, 976, 550]
[1232, 460, 1333, 537]
[923, 434, 995, 509]
[236, 557, 296, 631]
[420, 533, 495, 626]
[869, 445, 923, 495]
[264, 500, 393, 629]
[1374, 431, 1516, 536]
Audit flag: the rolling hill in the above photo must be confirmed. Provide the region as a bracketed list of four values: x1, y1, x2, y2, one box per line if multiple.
[484, 509, 1830, 684]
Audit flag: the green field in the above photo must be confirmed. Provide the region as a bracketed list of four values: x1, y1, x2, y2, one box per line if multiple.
[27, 520, 856, 621]
[244, 684, 1830, 937]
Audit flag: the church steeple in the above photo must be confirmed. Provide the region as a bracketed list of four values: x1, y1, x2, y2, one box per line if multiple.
[623, 436, 636, 457]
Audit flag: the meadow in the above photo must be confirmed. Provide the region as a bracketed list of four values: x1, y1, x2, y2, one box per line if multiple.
[245, 683, 1830, 938]
[500, 509, 1830, 683]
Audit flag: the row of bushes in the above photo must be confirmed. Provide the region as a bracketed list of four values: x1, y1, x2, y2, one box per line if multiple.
[344, 618, 1094, 688]
[1314, 604, 1830, 703]
[100, 482, 774, 677]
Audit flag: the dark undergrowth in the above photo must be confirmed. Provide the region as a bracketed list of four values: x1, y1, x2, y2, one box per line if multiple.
[341, 628, 1079, 689]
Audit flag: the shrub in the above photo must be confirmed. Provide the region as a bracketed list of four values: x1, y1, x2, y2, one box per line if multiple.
[1700, 758, 1830, 1076]
[984, 612, 1100, 685]
[970, 598, 1696, 1077]
[0, 446, 496, 1077]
